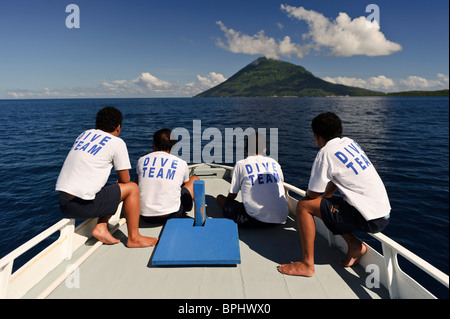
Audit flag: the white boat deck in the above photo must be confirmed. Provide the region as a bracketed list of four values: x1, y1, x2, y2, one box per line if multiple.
[22, 165, 389, 299]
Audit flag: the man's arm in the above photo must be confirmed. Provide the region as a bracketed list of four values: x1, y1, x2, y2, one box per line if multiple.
[305, 189, 321, 200]
[305, 181, 337, 200]
[117, 170, 131, 183]
[323, 181, 337, 198]
[227, 193, 237, 201]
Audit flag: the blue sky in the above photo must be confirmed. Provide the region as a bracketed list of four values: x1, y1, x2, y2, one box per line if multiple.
[0, 0, 448, 98]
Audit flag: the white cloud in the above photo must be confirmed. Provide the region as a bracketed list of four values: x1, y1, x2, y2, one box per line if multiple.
[96, 71, 227, 97]
[215, 5, 402, 59]
[4, 71, 446, 99]
[196, 72, 227, 89]
[101, 80, 130, 94]
[324, 76, 371, 88]
[6, 87, 67, 98]
[323, 73, 449, 92]
[7, 92, 25, 98]
[399, 76, 431, 89]
[437, 73, 449, 87]
[280, 5, 402, 57]
[132, 72, 172, 90]
[324, 75, 396, 91]
[98, 73, 175, 96]
[367, 76, 397, 91]
[399, 75, 449, 90]
[215, 21, 306, 59]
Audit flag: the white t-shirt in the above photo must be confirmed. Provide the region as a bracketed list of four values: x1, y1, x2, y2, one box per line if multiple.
[308, 137, 391, 221]
[56, 129, 131, 200]
[136, 151, 190, 217]
[229, 155, 289, 224]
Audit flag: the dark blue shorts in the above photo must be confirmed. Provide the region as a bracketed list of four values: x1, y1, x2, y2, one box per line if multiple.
[141, 187, 193, 224]
[320, 196, 389, 235]
[59, 184, 122, 219]
[222, 199, 276, 228]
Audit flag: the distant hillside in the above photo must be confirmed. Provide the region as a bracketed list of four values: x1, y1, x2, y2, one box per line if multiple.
[386, 89, 449, 96]
[195, 57, 382, 97]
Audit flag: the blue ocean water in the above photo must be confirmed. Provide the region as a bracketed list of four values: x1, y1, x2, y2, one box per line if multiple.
[0, 97, 448, 297]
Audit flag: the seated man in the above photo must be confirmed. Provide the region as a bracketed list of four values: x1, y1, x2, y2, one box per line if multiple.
[216, 133, 289, 227]
[56, 106, 157, 248]
[136, 128, 199, 223]
[278, 112, 391, 277]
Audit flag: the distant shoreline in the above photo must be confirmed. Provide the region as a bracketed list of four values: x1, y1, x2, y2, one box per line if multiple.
[384, 89, 449, 97]
[0, 90, 448, 101]
[194, 89, 449, 98]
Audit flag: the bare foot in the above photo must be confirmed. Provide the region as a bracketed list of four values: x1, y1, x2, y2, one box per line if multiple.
[277, 261, 315, 277]
[340, 242, 367, 267]
[127, 235, 158, 248]
[92, 223, 120, 245]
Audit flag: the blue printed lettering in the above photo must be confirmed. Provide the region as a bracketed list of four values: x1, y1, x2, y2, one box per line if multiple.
[348, 143, 360, 154]
[255, 163, 260, 172]
[344, 147, 354, 157]
[346, 162, 358, 175]
[353, 141, 363, 151]
[261, 162, 269, 171]
[257, 174, 264, 184]
[335, 151, 348, 164]
[87, 144, 102, 155]
[335, 144, 371, 175]
[273, 172, 280, 182]
[361, 154, 372, 166]
[141, 158, 182, 180]
[83, 132, 91, 140]
[245, 164, 253, 175]
[248, 174, 255, 185]
[79, 142, 90, 152]
[355, 157, 366, 171]
[77, 131, 85, 140]
[73, 141, 84, 151]
[166, 169, 175, 180]
[99, 136, 111, 146]
[90, 134, 101, 143]
[266, 174, 273, 183]
[72, 131, 85, 147]
[272, 162, 278, 172]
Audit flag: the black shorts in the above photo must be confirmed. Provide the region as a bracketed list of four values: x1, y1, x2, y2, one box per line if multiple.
[141, 187, 193, 223]
[222, 199, 276, 228]
[59, 184, 122, 219]
[320, 196, 389, 235]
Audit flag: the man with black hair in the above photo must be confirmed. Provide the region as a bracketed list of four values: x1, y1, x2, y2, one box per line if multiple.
[278, 112, 390, 276]
[136, 128, 199, 223]
[216, 133, 289, 227]
[56, 106, 158, 248]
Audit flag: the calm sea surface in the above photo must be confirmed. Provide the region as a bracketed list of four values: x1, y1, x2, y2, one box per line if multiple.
[0, 97, 448, 297]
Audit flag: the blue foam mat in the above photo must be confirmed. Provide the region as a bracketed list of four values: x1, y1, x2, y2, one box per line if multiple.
[152, 218, 241, 266]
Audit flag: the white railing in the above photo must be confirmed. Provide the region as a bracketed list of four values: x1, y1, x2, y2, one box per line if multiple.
[203, 163, 449, 299]
[0, 219, 75, 299]
[282, 183, 449, 299]
[2, 163, 448, 299]
[370, 232, 449, 298]
[0, 203, 123, 299]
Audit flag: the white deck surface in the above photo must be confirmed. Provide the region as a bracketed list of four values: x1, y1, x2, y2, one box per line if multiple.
[24, 168, 389, 299]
